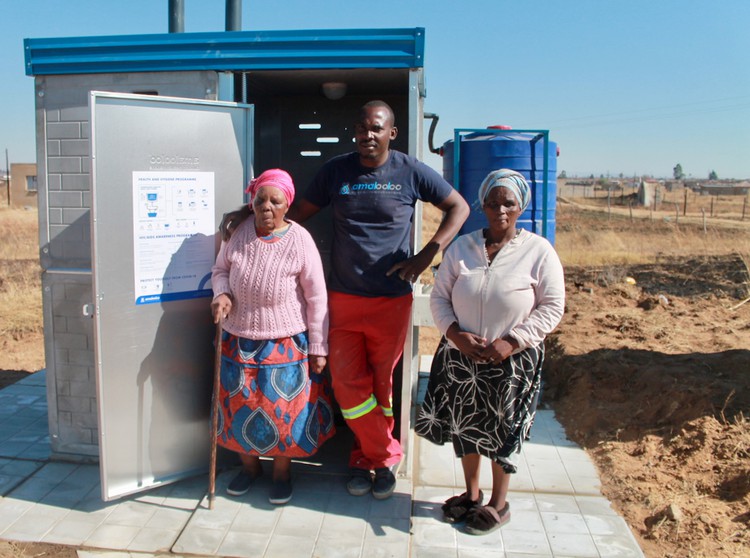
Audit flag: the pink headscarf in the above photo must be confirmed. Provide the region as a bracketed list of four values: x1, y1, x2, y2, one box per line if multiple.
[245, 169, 295, 207]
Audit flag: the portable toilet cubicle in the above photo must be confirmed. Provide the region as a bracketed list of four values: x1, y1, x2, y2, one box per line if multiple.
[24, 28, 427, 499]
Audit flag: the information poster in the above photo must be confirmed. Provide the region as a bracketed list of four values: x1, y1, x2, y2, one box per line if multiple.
[132, 171, 216, 305]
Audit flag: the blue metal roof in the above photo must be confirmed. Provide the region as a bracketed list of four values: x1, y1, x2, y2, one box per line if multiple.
[24, 28, 425, 76]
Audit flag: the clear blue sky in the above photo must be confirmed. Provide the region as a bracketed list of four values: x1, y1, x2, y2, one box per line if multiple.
[2, 0, 749, 179]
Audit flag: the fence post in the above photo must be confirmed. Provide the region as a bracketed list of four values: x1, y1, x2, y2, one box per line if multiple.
[710, 196, 715, 217]
[683, 188, 688, 216]
[743, 197, 747, 221]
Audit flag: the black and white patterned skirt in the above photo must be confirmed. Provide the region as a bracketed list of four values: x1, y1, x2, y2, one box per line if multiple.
[415, 337, 544, 474]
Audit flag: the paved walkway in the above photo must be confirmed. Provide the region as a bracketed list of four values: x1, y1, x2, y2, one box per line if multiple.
[0, 370, 644, 557]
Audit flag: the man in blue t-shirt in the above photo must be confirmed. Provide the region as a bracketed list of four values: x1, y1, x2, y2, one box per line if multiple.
[306, 146, 455, 298]
[222, 100, 469, 499]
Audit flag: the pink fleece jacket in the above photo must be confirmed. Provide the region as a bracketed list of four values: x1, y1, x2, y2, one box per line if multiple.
[211, 220, 329, 356]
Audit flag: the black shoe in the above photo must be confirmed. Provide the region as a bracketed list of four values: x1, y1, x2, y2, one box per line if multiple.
[269, 478, 293, 505]
[442, 490, 484, 523]
[372, 467, 396, 500]
[346, 467, 373, 496]
[226, 470, 258, 496]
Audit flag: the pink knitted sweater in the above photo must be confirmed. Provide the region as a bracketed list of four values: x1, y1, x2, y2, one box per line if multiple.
[211, 220, 328, 356]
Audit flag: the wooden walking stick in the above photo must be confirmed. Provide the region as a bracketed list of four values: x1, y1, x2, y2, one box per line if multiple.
[208, 316, 223, 510]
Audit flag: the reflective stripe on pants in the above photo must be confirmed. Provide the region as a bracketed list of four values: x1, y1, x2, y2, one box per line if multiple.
[328, 291, 411, 470]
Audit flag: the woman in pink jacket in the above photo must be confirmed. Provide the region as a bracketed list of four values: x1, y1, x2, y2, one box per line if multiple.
[211, 169, 334, 506]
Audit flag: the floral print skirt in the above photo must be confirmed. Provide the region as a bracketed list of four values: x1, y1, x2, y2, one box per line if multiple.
[415, 337, 544, 473]
[217, 330, 335, 458]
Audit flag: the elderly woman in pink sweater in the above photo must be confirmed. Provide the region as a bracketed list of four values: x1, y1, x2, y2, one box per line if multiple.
[211, 169, 334, 506]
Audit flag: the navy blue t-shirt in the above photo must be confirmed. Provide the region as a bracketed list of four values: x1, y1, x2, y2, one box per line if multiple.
[305, 151, 454, 297]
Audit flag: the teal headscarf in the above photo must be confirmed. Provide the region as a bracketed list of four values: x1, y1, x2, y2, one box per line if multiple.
[476, 169, 531, 211]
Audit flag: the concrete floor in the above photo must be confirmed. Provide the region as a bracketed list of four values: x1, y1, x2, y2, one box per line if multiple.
[0, 370, 644, 557]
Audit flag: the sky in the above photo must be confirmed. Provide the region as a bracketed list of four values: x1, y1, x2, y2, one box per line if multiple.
[2, 0, 749, 179]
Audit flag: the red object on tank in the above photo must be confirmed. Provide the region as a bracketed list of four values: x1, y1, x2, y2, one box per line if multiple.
[487, 125, 513, 130]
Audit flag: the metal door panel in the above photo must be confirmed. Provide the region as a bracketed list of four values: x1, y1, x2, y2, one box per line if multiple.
[90, 92, 252, 500]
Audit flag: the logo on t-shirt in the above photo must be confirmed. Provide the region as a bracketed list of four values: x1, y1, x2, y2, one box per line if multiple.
[340, 181, 403, 193]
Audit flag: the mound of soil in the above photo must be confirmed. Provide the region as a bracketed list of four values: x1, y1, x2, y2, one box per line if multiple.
[544, 254, 750, 558]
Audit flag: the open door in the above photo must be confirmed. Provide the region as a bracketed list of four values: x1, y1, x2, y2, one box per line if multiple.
[90, 91, 253, 500]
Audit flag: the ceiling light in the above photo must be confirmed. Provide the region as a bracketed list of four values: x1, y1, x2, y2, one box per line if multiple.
[321, 82, 347, 100]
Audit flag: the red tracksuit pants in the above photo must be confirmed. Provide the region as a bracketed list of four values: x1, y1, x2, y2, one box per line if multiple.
[328, 291, 412, 470]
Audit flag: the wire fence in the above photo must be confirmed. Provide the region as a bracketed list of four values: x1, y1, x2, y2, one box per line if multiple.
[559, 183, 749, 222]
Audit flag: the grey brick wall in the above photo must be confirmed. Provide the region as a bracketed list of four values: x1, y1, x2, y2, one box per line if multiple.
[37, 71, 218, 460]
[42, 271, 97, 458]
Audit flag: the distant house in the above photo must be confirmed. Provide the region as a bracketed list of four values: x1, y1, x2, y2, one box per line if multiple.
[683, 179, 749, 196]
[696, 180, 750, 196]
[557, 177, 598, 198]
[9, 163, 38, 208]
[638, 179, 662, 207]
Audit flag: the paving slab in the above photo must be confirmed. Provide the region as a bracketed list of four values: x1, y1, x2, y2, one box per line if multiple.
[0, 370, 645, 557]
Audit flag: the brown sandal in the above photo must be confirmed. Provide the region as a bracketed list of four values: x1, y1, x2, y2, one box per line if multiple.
[441, 490, 484, 523]
[465, 503, 511, 535]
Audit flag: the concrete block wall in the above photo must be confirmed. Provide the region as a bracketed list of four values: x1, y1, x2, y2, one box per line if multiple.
[42, 271, 98, 458]
[37, 71, 218, 460]
[43, 105, 91, 269]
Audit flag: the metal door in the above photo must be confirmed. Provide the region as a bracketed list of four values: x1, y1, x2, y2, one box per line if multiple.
[90, 91, 253, 500]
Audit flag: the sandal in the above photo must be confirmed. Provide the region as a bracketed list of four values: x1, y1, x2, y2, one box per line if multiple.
[441, 490, 484, 523]
[464, 503, 511, 535]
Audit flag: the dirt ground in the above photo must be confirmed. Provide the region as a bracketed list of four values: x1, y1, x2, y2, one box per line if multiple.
[0, 542, 77, 558]
[545, 254, 750, 558]
[1, 207, 749, 558]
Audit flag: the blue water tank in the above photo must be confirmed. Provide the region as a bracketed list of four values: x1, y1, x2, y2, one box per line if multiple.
[443, 130, 557, 244]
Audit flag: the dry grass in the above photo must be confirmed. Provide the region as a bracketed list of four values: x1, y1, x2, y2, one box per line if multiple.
[555, 200, 750, 266]
[658, 190, 750, 220]
[0, 207, 39, 260]
[0, 207, 43, 339]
